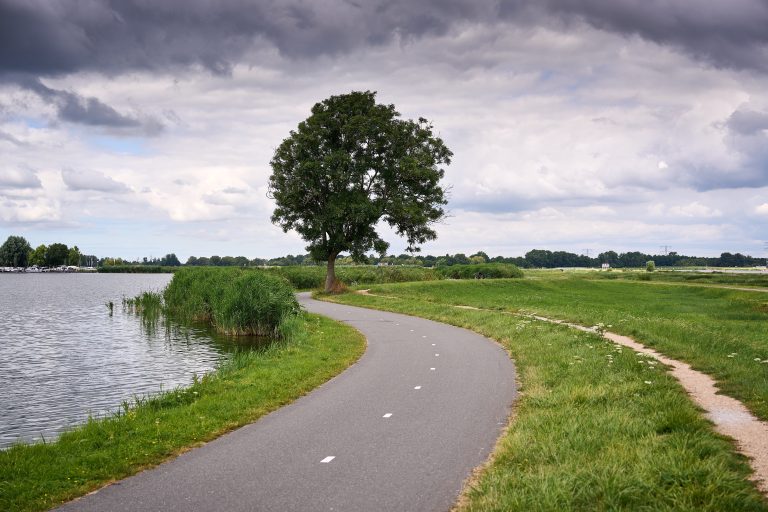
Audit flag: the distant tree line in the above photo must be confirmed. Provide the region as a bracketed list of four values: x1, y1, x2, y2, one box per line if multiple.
[2, 234, 765, 269]
[0, 235, 95, 267]
[183, 249, 765, 269]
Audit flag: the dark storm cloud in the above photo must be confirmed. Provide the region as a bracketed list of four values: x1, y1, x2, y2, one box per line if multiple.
[2, 0, 767, 79]
[531, 0, 768, 73]
[5, 74, 163, 134]
[726, 108, 768, 136]
[0, 0, 497, 77]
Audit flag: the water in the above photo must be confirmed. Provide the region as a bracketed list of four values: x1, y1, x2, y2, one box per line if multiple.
[0, 273, 246, 449]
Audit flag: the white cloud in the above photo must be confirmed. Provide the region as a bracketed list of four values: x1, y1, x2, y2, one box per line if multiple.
[668, 202, 723, 218]
[756, 203, 768, 215]
[0, 167, 42, 189]
[61, 168, 131, 193]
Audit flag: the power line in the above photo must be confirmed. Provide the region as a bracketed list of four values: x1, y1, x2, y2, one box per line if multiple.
[660, 245, 671, 255]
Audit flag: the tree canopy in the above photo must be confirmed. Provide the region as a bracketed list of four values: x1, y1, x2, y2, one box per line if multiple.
[0, 235, 31, 267]
[268, 91, 452, 291]
[45, 243, 69, 267]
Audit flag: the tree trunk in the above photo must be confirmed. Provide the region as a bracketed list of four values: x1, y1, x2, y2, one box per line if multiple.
[325, 253, 339, 293]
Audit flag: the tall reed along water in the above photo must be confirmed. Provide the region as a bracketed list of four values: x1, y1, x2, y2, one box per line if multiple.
[0, 273, 248, 449]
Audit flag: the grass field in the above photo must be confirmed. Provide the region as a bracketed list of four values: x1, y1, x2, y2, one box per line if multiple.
[527, 268, 768, 289]
[0, 314, 365, 512]
[324, 277, 768, 510]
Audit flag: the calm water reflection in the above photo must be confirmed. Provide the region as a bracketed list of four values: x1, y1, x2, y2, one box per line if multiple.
[0, 273, 246, 449]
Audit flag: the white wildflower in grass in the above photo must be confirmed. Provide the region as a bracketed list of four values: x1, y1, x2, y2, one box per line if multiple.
[644, 381, 652, 385]
[755, 358, 762, 362]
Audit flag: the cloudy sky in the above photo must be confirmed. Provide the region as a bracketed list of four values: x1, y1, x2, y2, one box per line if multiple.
[1, 0, 767, 260]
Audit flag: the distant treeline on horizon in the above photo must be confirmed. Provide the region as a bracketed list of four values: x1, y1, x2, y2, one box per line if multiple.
[2, 234, 764, 269]
[116, 249, 764, 269]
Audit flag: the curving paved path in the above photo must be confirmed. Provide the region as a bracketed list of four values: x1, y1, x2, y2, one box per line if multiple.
[57, 293, 516, 512]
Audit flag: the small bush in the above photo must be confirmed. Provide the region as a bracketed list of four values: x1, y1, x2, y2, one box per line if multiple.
[646, 260, 656, 272]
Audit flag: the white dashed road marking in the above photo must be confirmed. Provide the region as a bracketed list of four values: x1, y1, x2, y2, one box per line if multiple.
[320, 456, 335, 463]
[382, 413, 392, 418]
[414, 386, 422, 390]
[435, 354, 439, 357]
[430, 368, 436, 371]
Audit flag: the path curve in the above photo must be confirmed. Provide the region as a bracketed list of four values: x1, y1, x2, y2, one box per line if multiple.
[57, 293, 516, 512]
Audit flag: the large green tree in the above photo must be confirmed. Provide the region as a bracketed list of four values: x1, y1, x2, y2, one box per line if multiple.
[29, 244, 47, 267]
[269, 91, 452, 292]
[0, 235, 32, 267]
[45, 243, 69, 267]
[68, 246, 81, 266]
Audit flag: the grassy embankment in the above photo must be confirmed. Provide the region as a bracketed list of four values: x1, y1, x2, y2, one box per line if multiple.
[0, 269, 365, 512]
[326, 277, 768, 510]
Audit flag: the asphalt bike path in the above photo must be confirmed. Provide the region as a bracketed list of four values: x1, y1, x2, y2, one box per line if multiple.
[57, 293, 516, 512]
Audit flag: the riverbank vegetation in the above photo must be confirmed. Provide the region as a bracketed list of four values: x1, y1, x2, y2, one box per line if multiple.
[0, 314, 365, 512]
[164, 268, 300, 337]
[323, 278, 768, 509]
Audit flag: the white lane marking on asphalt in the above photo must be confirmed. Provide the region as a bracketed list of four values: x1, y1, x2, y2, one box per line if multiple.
[431, 343, 436, 346]
[422, 335, 427, 338]
[410, 329, 414, 332]
[321, 456, 335, 463]
[414, 386, 422, 390]
[435, 354, 440, 357]
[430, 367, 436, 371]
[383, 413, 393, 418]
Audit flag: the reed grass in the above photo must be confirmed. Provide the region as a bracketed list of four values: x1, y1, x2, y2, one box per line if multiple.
[162, 268, 300, 337]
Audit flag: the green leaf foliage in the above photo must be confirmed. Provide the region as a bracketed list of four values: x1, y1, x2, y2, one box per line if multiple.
[0, 235, 32, 267]
[45, 243, 69, 267]
[268, 91, 452, 263]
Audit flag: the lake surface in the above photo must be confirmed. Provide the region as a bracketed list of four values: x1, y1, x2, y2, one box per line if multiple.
[0, 273, 241, 449]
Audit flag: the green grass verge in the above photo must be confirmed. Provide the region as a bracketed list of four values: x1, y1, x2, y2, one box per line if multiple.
[0, 313, 365, 512]
[325, 286, 768, 510]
